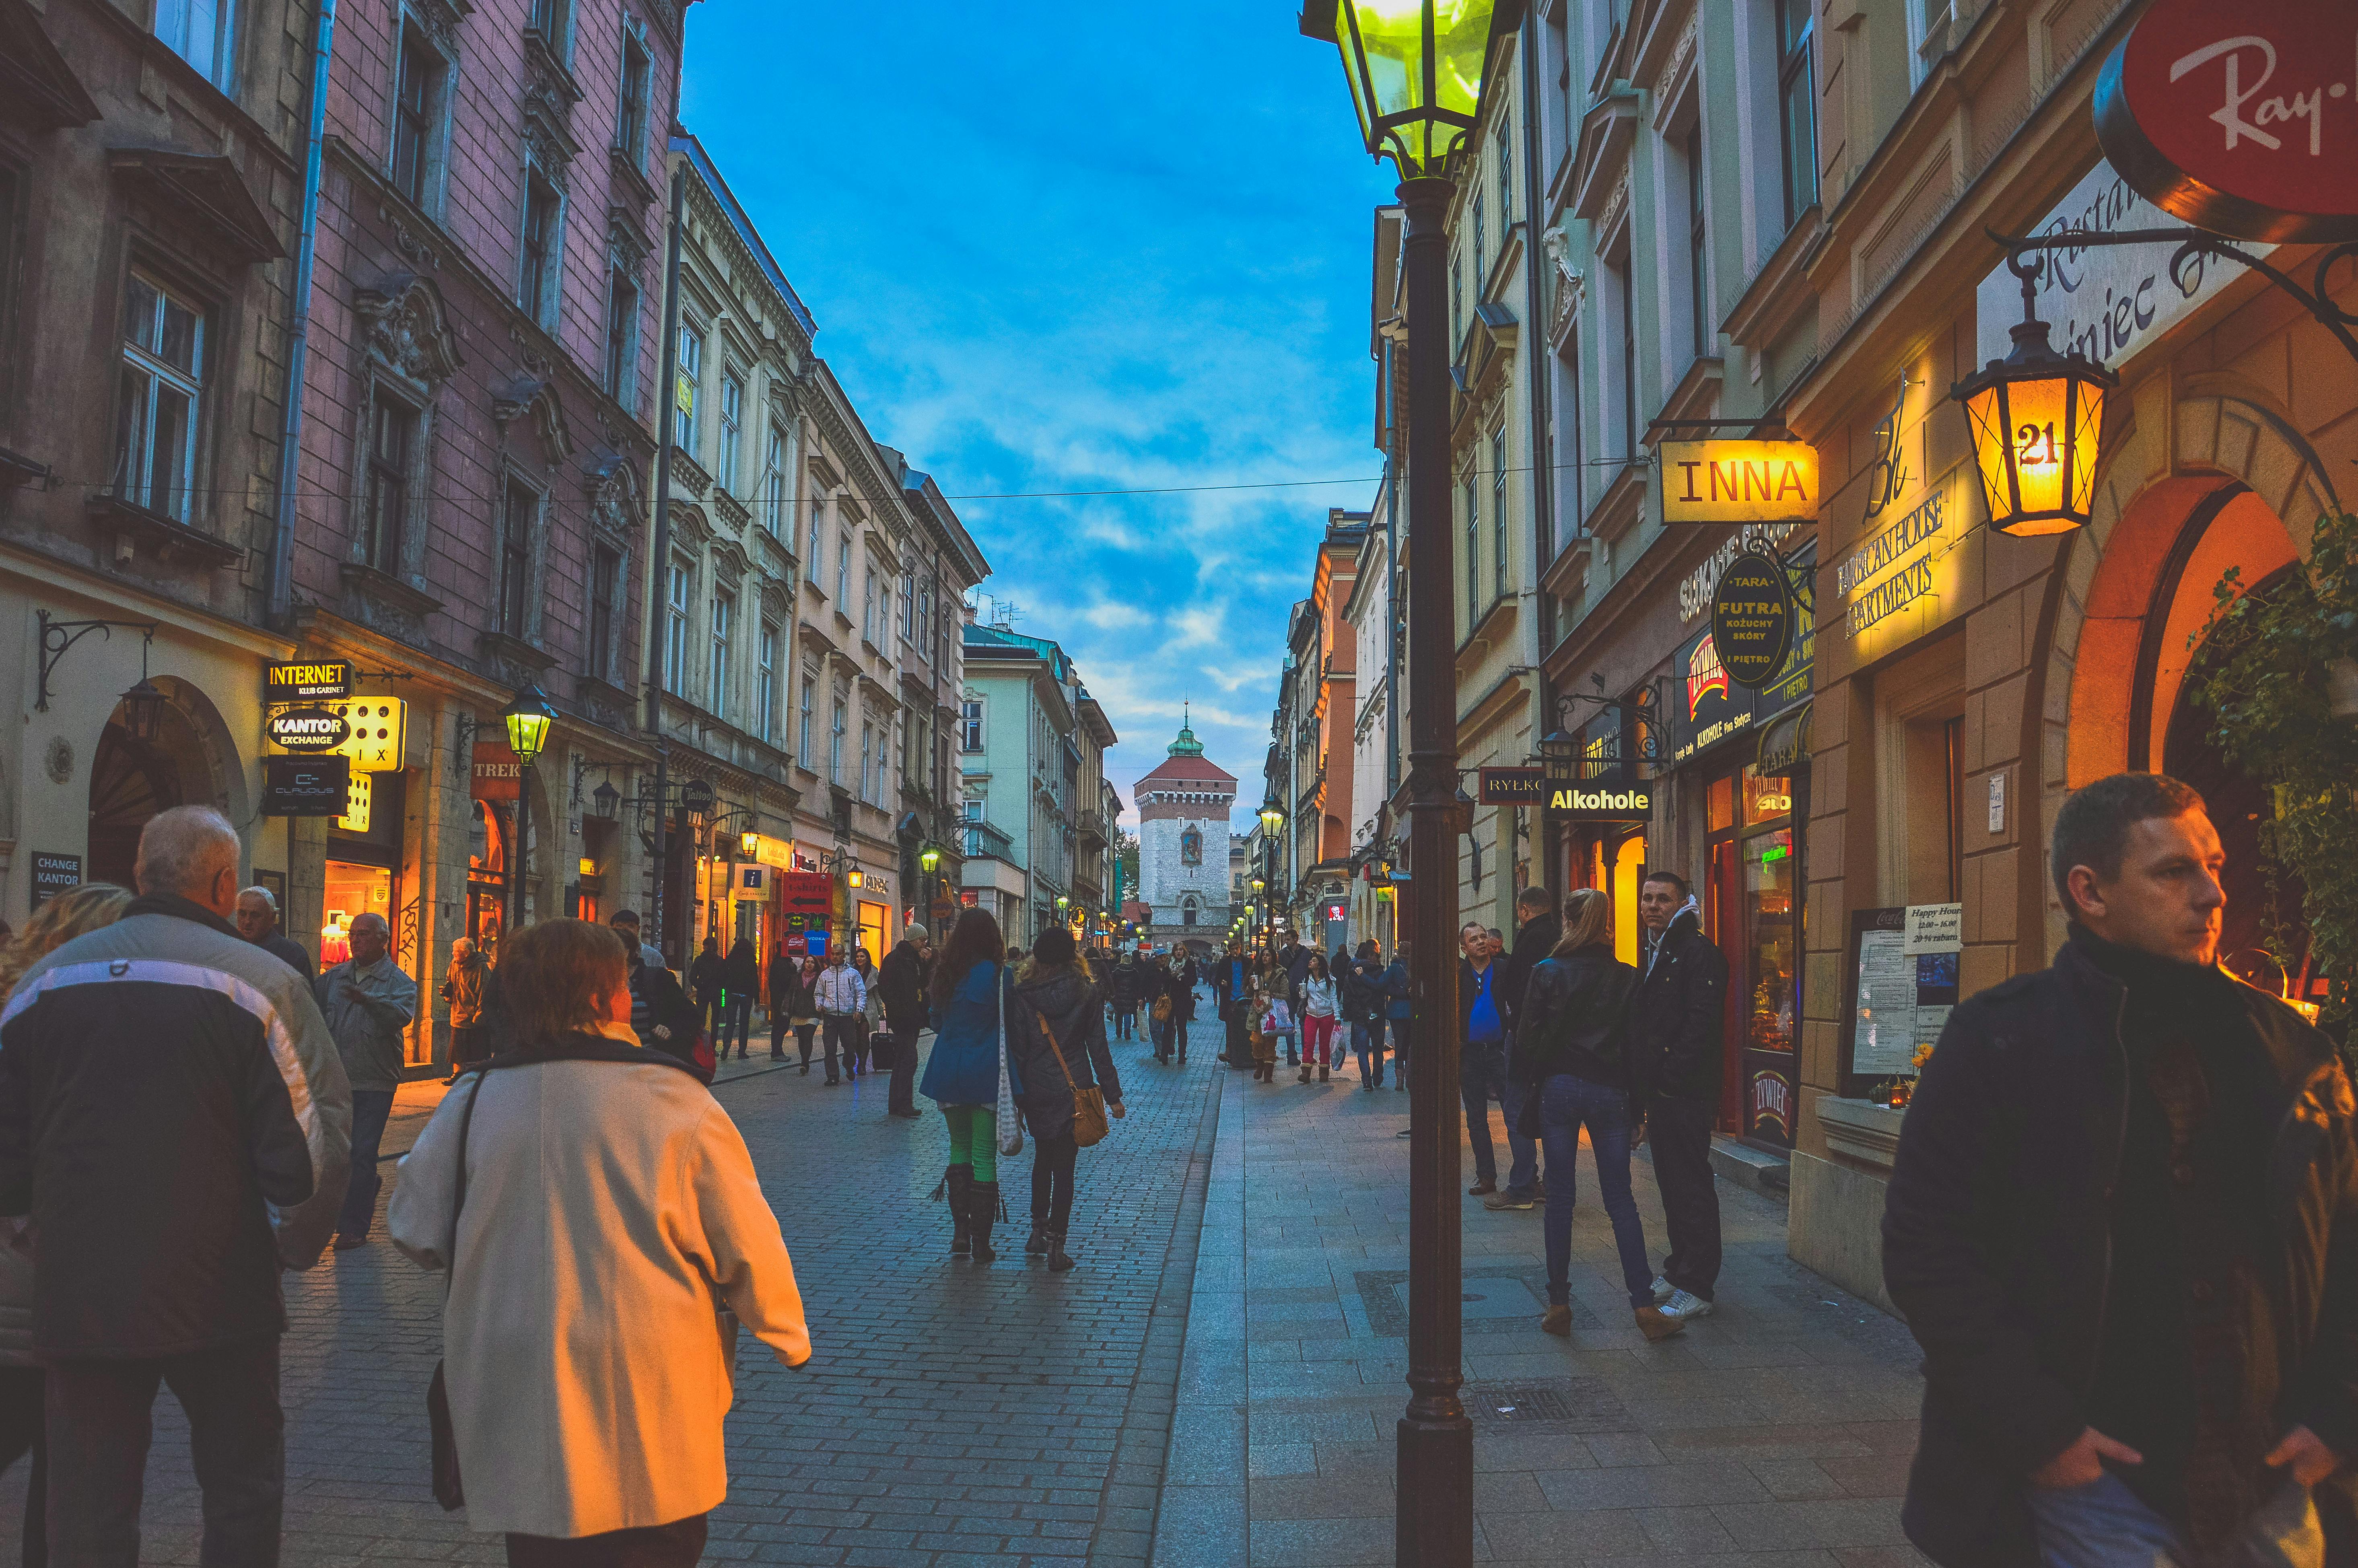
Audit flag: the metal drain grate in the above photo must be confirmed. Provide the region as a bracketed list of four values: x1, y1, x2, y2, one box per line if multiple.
[1462, 1376, 1627, 1430]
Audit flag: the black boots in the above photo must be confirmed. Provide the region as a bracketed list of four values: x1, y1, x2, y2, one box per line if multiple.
[969, 1181, 1000, 1262]
[1026, 1223, 1049, 1255]
[1044, 1229, 1074, 1272]
[946, 1165, 973, 1257]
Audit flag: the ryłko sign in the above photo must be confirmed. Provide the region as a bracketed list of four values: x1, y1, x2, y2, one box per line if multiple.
[1477, 766, 1545, 805]
[266, 706, 350, 752]
[1708, 553, 1796, 690]
[1660, 441, 1816, 525]
[264, 660, 353, 701]
[2094, 0, 2358, 243]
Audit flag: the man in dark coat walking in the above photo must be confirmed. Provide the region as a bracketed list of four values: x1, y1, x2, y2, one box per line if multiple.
[687, 935, 725, 1044]
[1631, 869, 1726, 1325]
[876, 925, 932, 1119]
[1883, 773, 2354, 1568]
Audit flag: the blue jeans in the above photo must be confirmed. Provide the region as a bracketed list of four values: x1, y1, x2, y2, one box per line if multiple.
[1351, 1018, 1387, 1084]
[722, 993, 753, 1054]
[1461, 1040, 1536, 1197]
[1536, 1073, 1652, 1308]
[337, 1088, 397, 1242]
[2026, 1471, 2320, 1568]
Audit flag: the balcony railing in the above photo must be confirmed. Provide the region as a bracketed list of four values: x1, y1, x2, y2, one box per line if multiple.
[1077, 807, 1109, 847]
[962, 820, 1014, 861]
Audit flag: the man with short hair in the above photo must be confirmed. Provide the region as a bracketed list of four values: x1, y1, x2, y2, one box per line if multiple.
[877, 924, 933, 1119]
[234, 885, 314, 979]
[1631, 868, 1725, 1322]
[315, 910, 418, 1250]
[1885, 773, 2352, 1568]
[607, 908, 666, 972]
[1462, 920, 1538, 1209]
[0, 805, 351, 1566]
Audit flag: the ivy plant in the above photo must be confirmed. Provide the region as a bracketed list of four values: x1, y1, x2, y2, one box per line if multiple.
[2189, 506, 2358, 1039]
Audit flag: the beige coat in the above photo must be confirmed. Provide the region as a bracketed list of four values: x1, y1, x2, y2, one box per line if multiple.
[387, 1039, 809, 1538]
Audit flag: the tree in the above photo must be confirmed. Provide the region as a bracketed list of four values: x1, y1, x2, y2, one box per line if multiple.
[2189, 507, 2358, 1039]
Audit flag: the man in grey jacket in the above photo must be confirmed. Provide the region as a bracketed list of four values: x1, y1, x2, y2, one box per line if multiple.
[0, 805, 350, 1566]
[316, 911, 418, 1249]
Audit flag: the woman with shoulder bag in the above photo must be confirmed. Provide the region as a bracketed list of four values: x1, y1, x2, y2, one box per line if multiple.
[1512, 888, 1681, 1343]
[918, 911, 1015, 1261]
[1005, 927, 1126, 1271]
[387, 919, 809, 1566]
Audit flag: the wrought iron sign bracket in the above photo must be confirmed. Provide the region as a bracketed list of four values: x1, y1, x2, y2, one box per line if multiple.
[36, 612, 158, 713]
[1989, 226, 2358, 371]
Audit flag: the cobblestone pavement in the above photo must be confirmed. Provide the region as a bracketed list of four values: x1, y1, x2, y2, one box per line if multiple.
[0, 1003, 1225, 1566]
[0, 1003, 1934, 1567]
[1153, 1053, 1930, 1568]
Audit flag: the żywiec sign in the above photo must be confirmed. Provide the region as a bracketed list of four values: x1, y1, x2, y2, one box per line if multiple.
[1659, 441, 1817, 525]
[1974, 161, 2272, 374]
[2094, 0, 2358, 244]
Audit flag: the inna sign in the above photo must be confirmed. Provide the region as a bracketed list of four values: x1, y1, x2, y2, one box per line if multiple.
[1660, 441, 1817, 525]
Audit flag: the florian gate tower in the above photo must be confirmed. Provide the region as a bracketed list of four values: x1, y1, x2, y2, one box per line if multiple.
[1136, 715, 1235, 951]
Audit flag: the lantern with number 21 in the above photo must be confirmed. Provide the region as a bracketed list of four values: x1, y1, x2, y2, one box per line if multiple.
[1952, 258, 2117, 537]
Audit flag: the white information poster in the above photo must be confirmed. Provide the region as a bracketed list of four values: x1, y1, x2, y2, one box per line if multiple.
[1850, 905, 1963, 1079]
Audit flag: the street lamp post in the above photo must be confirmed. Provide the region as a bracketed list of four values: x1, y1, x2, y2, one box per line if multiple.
[1299, 5, 1522, 1562]
[1258, 790, 1286, 958]
[501, 683, 556, 936]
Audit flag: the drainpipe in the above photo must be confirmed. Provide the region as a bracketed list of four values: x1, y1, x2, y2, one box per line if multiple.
[645, 158, 688, 961]
[1518, 5, 1557, 896]
[266, 0, 337, 632]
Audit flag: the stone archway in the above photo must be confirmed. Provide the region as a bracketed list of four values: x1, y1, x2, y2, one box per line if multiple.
[2037, 382, 2341, 956]
[86, 675, 251, 888]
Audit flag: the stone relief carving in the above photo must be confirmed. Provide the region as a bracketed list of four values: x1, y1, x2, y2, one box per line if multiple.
[585, 455, 643, 545]
[492, 376, 573, 470]
[355, 274, 462, 388]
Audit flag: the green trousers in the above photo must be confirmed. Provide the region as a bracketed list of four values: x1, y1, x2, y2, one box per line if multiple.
[943, 1104, 997, 1182]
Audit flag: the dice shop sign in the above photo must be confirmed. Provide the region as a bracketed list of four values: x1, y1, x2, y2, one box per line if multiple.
[2094, 0, 2358, 243]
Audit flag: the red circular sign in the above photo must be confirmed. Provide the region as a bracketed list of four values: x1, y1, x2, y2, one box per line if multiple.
[2095, 0, 2358, 242]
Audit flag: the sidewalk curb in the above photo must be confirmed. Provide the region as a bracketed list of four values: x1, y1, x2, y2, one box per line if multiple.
[1147, 1061, 1249, 1568]
[1092, 1040, 1229, 1568]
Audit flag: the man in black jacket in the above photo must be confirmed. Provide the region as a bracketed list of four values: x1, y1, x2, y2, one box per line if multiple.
[0, 806, 352, 1566]
[1884, 773, 2352, 1568]
[877, 925, 932, 1119]
[1500, 886, 1561, 1038]
[1631, 869, 1726, 1323]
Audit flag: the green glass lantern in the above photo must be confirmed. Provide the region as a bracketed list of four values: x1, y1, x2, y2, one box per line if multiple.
[1300, 0, 1523, 178]
[502, 683, 556, 764]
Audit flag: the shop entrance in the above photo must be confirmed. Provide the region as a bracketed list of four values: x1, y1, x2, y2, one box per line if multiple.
[87, 720, 184, 890]
[1704, 763, 1803, 1147]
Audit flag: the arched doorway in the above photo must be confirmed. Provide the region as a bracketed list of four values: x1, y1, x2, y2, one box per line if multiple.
[87, 721, 184, 888]
[2064, 476, 2308, 995]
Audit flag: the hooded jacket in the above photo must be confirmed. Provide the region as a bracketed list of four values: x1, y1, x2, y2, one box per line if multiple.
[722, 941, 759, 995]
[1629, 899, 1726, 1104]
[1007, 967, 1123, 1144]
[1882, 935, 2358, 1568]
[1500, 911, 1563, 1036]
[0, 894, 353, 1357]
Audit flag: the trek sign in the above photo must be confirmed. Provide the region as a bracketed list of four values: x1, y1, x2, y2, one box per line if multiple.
[2094, 0, 2358, 243]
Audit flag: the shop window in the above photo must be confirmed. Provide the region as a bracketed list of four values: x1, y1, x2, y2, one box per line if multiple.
[662, 560, 688, 691]
[799, 677, 816, 768]
[117, 272, 206, 523]
[321, 863, 393, 969]
[756, 625, 777, 744]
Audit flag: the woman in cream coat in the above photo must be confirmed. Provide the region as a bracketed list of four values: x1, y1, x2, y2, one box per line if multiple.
[389, 918, 809, 1566]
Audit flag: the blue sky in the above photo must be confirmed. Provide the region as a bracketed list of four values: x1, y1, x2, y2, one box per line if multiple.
[680, 2, 1397, 830]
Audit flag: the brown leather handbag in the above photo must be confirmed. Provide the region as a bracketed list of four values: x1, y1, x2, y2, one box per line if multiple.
[1038, 1015, 1110, 1148]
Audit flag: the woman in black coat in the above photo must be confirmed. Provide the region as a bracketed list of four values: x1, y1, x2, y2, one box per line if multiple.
[1005, 927, 1125, 1271]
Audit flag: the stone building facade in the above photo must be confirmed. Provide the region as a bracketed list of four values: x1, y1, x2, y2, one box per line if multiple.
[1135, 718, 1234, 948]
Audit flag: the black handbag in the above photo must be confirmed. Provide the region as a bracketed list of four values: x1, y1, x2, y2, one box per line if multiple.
[427, 1070, 487, 1512]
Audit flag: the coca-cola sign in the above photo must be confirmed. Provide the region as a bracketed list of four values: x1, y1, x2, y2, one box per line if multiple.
[2094, 0, 2358, 243]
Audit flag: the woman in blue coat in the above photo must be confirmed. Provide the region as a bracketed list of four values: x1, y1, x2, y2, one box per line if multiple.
[918, 910, 1017, 1261]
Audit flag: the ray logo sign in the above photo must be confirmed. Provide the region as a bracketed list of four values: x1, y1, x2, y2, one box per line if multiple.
[2095, 0, 2358, 243]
